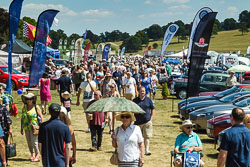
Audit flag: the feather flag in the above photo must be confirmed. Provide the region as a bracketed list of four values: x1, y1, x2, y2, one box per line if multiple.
[23, 21, 52, 46]
[81, 29, 88, 48]
[83, 42, 90, 62]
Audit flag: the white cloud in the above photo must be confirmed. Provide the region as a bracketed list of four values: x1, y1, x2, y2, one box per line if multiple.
[145, 0, 152, 5]
[168, 5, 191, 10]
[227, 6, 238, 16]
[138, 14, 145, 19]
[81, 9, 113, 17]
[163, 0, 190, 4]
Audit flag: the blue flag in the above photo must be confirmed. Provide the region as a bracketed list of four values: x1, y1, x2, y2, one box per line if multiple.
[7, 0, 24, 94]
[102, 44, 111, 61]
[81, 29, 88, 48]
[28, 10, 59, 88]
[120, 47, 125, 57]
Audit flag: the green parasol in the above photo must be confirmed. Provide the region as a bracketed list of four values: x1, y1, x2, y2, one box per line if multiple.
[85, 97, 145, 114]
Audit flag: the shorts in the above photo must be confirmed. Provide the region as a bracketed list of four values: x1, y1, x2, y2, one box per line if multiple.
[125, 93, 135, 101]
[138, 120, 152, 138]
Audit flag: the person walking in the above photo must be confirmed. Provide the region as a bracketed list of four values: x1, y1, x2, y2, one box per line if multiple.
[217, 107, 250, 167]
[38, 103, 71, 167]
[139, 72, 153, 96]
[123, 72, 137, 100]
[86, 91, 107, 151]
[21, 93, 43, 162]
[39, 72, 51, 115]
[133, 86, 155, 156]
[225, 71, 238, 89]
[111, 112, 144, 167]
[112, 66, 123, 95]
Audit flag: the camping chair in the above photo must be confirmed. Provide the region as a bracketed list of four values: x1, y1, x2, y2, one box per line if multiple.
[170, 151, 204, 167]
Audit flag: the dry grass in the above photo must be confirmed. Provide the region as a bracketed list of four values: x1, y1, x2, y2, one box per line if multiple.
[8, 89, 218, 167]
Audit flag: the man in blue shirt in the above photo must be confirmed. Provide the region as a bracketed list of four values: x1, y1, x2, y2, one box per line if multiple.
[217, 107, 250, 167]
[112, 66, 122, 94]
[133, 86, 155, 155]
[38, 103, 71, 167]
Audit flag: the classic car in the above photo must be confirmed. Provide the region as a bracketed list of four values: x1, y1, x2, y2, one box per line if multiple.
[189, 95, 250, 130]
[206, 110, 250, 139]
[178, 84, 250, 112]
[0, 65, 29, 90]
[171, 73, 230, 99]
[180, 91, 250, 119]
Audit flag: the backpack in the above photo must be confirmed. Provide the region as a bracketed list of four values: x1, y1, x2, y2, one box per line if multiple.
[2, 93, 18, 117]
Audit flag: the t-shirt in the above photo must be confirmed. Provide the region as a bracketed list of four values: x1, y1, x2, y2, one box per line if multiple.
[57, 75, 72, 93]
[79, 81, 96, 102]
[38, 118, 71, 167]
[113, 71, 122, 85]
[133, 97, 154, 125]
[150, 75, 158, 87]
[123, 77, 136, 94]
[220, 124, 250, 167]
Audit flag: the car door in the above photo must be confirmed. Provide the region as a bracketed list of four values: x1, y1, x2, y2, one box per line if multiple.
[200, 74, 214, 92]
[0, 69, 7, 84]
[214, 76, 227, 91]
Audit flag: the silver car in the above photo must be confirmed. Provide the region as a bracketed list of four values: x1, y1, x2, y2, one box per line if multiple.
[189, 95, 250, 130]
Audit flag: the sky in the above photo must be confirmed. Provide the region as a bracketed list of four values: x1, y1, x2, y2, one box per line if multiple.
[1, 0, 250, 36]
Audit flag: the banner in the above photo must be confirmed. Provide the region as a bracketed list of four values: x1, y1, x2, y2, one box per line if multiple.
[160, 24, 179, 59]
[187, 7, 213, 60]
[23, 21, 52, 46]
[74, 38, 84, 65]
[7, 0, 24, 94]
[83, 42, 90, 62]
[187, 12, 217, 98]
[102, 44, 111, 60]
[82, 29, 88, 49]
[120, 47, 125, 57]
[183, 152, 200, 167]
[28, 10, 59, 88]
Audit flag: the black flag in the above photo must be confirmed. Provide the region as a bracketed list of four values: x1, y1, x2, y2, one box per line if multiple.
[187, 12, 217, 98]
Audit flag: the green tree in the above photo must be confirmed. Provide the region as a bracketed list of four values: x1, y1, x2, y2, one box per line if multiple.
[135, 30, 149, 45]
[121, 32, 130, 40]
[120, 36, 142, 52]
[109, 30, 123, 41]
[0, 8, 9, 44]
[174, 20, 187, 43]
[212, 24, 219, 35]
[86, 30, 98, 44]
[239, 10, 250, 28]
[147, 24, 163, 41]
[239, 22, 249, 35]
[222, 18, 237, 30]
[49, 29, 67, 49]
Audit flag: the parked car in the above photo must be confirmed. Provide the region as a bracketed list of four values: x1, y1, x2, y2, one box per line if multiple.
[178, 84, 250, 113]
[52, 59, 70, 67]
[180, 91, 250, 119]
[0, 65, 29, 90]
[171, 73, 230, 99]
[190, 95, 250, 130]
[206, 110, 250, 139]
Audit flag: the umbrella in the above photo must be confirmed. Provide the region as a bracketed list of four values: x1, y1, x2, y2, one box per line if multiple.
[227, 65, 250, 73]
[85, 97, 145, 114]
[162, 58, 181, 64]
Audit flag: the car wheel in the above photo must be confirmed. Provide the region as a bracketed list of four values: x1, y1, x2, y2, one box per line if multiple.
[177, 88, 187, 99]
[11, 80, 17, 90]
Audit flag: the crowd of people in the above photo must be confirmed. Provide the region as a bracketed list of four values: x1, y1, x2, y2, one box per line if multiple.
[0, 56, 249, 167]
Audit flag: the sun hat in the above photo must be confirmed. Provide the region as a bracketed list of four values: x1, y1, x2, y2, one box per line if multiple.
[127, 72, 132, 76]
[116, 112, 136, 122]
[61, 91, 71, 99]
[180, 120, 193, 129]
[105, 73, 112, 77]
[21, 93, 37, 104]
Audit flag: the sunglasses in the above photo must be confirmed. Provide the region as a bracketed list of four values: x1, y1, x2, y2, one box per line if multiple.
[110, 86, 115, 88]
[186, 126, 193, 129]
[121, 115, 130, 119]
[26, 98, 33, 101]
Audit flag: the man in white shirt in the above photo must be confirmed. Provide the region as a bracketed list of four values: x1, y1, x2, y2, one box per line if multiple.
[76, 73, 96, 131]
[123, 72, 137, 100]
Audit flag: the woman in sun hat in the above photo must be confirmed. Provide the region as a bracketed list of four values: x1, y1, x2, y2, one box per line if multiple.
[174, 120, 204, 167]
[111, 112, 144, 167]
[21, 93, 43, 162]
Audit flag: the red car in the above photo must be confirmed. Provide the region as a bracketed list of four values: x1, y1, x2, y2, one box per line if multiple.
[206, 111, 250, 139]
[0, 65, 29, 90]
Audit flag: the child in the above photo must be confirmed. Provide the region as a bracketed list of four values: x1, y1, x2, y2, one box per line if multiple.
[61, 91, 72, 119]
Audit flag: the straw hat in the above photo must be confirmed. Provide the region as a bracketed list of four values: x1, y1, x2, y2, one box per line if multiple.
[180, 120, 193, 129]
[105, 73, 112, 77]
[61, 91, 71, 99]
[21, 93, 37, 104]
[116, 112, 136, 122]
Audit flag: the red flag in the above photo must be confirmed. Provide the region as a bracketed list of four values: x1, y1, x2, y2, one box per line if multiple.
[83, 42, 90, 62]
[23, 21, 52, 46]
[148, 46, 151, 50]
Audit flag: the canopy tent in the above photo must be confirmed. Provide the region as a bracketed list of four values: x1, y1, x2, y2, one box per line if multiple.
[133, 54, 143, 58]
[162, 58, 181, 64]
[165, 49, 188, 58]
[0, 50, 31, 68]
[2, 39, 32, 54]
[46, 47, 60, 59]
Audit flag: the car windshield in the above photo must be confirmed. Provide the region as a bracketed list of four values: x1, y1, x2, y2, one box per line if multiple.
[219, 93, 242, 103]
[214, 86, 240, 98]
[0, 67, 21, 74]
[234, 98, 250, 107]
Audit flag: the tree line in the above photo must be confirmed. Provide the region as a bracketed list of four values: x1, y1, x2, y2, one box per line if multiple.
[0, 8, 249, 53]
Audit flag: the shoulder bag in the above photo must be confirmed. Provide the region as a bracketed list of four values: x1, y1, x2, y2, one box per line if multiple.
[6, 134, 16, 158]
[28, 105, 40, 135]
[110, 127, 119, 165]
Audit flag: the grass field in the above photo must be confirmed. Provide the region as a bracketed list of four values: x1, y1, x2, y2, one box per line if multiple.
[112, 29, 250, 56]
[6, 88, 219, 167]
